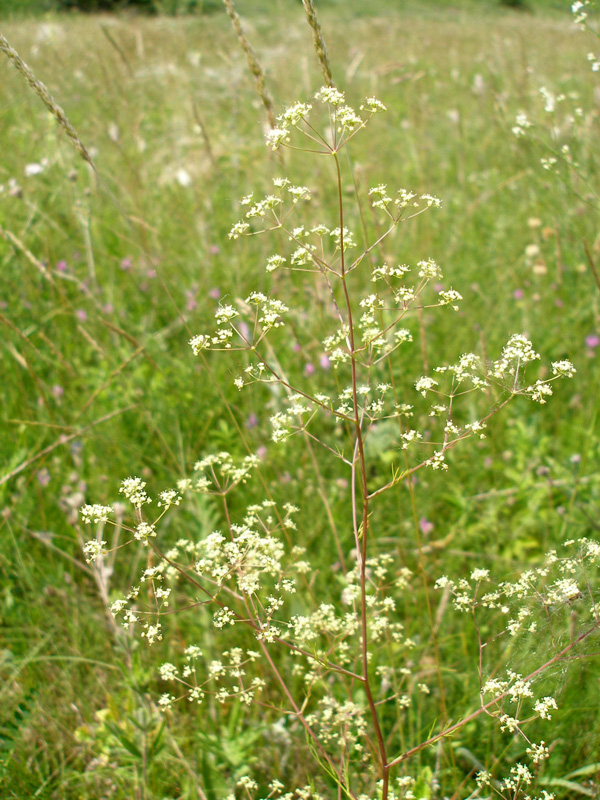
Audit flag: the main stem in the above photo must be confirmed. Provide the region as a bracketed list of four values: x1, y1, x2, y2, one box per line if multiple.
[333, 152, 390, 798]
[221, 496, 358, 799]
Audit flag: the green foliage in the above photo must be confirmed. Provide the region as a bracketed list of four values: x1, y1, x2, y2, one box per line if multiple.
[499, 0, 530, 8]
[0, 688, 36, 781]
[0, 0, 222, 15]
[0, 0, 569, 19]
[56, 0, 206, 12]
[0, 0, 599, 797]
[57, 0, 152, 10]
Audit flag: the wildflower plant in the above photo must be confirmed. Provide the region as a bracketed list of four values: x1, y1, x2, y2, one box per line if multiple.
[72, 77, 597, 800]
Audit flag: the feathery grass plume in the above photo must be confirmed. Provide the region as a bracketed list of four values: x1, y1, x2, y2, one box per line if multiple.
[0, 34, 95, 169]
[221, 0, 276, 129]
[302, 0, 333, 86]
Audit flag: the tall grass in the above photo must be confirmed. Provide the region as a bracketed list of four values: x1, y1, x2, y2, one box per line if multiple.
[1, 2, 599, 798]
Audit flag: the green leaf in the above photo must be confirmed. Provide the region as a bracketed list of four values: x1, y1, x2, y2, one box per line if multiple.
[413, 766, 433, 799]
[104, 722, 142, 759]
[147, 720, 166, 761]
[564, 763, 600, 780]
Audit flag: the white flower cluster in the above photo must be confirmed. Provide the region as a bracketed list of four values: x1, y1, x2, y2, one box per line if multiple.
[415, 376, 438, 396]
[437, 288, 462, 310]
[330, 226, 356, 251]
[512, 112, 533, 137]
[572, 0, 590, 27]
[435, 352, 486, 387]
[368, 185, 441, 216]
[157, 645, 264, 710]
[551, 359, 576, 378]
[270, 395, 313, 442]
[588, 51, 600, 72]
[323, 326, 350, 368]
[490, 333, 540, 378]
[119, 476, 151, 509]
[82, 539, 107, 563]
[265, 86, 387, 152]
[371, 263, 411, 282]
[266, 253, 286, 272]
[425, 451, 448, 471]
[417, 258, 442, 280]
[80, 503, 113, 524]
[157, 489, 181, 509]
[305, 696, 367, 753]
[190, 290, 289, 357]
[134, 521, 156, 545]
[526, 379, 553, 404]
[245, 292, 289, 331]
[192, 451, 260, 494]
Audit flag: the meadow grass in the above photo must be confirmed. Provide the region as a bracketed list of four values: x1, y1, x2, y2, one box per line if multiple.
[1, 2, 599, 798]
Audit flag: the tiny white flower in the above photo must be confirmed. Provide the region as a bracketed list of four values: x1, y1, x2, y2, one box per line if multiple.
[24, 161, 47, 177]
[417, 258, 442, 280]
[265, 127, 290, 150]
[415, 376, 438, 396]
[82, 539, 107, 563]
[551, 359, 576, 378]
[176, 168, 192, 187]
[80, 504, 113, 524]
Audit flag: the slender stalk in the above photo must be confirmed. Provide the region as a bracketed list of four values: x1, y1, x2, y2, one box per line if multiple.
[0, 226, 55, 284]
[333, 151, 389, 799]
[386, 622, 599, 769]
[219, 496, 357, 798]
[258, 639, 358, 799]
[259, 336, 348, 568]
[368, 396, 514, 500]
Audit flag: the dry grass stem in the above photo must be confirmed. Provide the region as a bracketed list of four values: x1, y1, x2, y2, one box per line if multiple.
[0, 225, 55, 284]
[0, 33, 95, 169]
